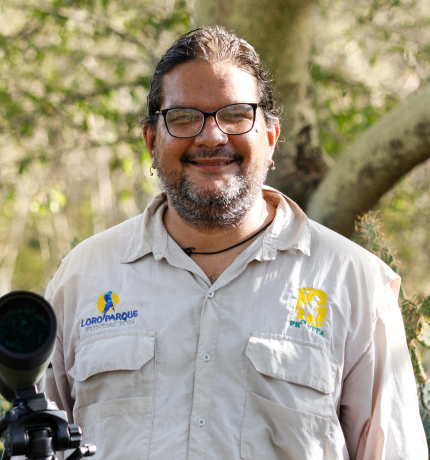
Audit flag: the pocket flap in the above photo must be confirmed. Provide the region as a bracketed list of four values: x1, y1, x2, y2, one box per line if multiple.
[246, 333, 337, 394]
[69, 331, 155, 381]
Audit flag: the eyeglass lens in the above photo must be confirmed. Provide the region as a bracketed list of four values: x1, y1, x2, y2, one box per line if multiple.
[165, 104, 255, 138]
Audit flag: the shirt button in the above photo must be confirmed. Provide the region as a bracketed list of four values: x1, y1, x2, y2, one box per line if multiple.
[198, 418, 206, 427]
[208, 292, 214, 298]
[203, 353, 211, 362]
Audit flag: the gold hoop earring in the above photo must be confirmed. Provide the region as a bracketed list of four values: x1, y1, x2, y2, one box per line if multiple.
[149, 165, 155, 176]
[271, 160, 276, 171]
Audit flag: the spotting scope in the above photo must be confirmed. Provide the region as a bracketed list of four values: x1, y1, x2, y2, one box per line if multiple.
[0, 290, 95, 460]
[0, 291, 56, 401]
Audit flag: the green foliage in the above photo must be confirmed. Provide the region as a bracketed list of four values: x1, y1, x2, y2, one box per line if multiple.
[356, 211, 430, 447]
[377, 168, 430, 298]
[421, 297, 430, 318]
[0, 396, 11, 455]
[0, 0, 191, 163]
[356, 211, 430, 350]
[313, 63, 399, 158]
[313, 0, 430, 159]
[0, 0, 189, 293]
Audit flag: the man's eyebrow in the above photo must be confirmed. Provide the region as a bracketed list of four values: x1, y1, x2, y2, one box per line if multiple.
[162, 106, 196, 110]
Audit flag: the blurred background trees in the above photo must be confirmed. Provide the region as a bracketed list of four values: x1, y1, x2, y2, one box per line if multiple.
[0, 0, 190, 295]
[0, 2, 429, 308]
[2, 0, 429, 299]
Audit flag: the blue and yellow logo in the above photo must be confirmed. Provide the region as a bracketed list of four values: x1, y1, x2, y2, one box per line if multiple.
[80, 291, 138, 328]
[290, 287, 327, 337]
[97, 291, 120, 319]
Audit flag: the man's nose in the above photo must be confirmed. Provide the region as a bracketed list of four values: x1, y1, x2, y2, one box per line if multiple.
[194, 116, 229, 149]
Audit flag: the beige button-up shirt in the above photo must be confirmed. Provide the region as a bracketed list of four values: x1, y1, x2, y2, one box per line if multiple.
[45, 187, 427, 460]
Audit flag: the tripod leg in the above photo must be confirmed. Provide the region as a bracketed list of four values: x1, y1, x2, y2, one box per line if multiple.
[64, 445, 96, 460]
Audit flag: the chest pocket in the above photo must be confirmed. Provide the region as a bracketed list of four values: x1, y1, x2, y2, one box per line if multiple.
[241, 332, 345, 460]
[68, 330, 155, 460]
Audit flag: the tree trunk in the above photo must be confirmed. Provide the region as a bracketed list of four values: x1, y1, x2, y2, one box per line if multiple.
[193, 0, 329, 209]
[306, 87, 430, 237]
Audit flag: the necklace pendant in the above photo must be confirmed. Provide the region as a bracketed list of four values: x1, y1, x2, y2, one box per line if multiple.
[183, 247, 195, 257]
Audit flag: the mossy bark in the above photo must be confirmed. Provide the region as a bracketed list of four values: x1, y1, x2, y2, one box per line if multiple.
[307, 87, 430, 237]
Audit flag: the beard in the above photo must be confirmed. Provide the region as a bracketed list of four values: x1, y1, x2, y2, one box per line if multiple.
[153, 146, 270, 229]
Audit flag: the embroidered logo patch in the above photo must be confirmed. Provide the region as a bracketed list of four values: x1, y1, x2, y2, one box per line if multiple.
[80, 291, 138, 333]
[97, 291, 120, 319]
[290, 288, 327, 337]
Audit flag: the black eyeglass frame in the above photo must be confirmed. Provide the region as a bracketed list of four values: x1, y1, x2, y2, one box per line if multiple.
[154, 102, 266, 138]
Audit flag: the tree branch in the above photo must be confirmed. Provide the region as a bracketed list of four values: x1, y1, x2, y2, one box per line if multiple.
[306, 87, 430, 237]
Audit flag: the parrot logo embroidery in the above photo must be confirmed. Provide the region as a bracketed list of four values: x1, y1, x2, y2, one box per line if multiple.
[80, 291, 138, 330]
[290, 287, 327, 337]
[97, 291, 120, 319]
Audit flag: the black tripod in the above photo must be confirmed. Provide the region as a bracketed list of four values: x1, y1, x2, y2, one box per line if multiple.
[0, 386, 96, 460]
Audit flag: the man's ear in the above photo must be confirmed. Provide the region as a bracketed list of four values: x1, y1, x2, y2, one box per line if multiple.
[142, 124, 156, 161]
[267, 118, 280, 152]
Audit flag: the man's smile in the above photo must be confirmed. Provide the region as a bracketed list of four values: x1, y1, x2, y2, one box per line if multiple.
[179, 148, 243, 174]
[186, 158, 237, 172]
[188, 159, 235, 165]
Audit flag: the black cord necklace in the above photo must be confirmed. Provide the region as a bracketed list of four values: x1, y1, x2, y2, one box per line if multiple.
[181, 219, 274, 257]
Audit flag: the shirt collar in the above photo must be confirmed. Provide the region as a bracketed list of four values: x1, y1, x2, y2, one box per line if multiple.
[257, 185, 311, 261]
[120, 185, 311, 264]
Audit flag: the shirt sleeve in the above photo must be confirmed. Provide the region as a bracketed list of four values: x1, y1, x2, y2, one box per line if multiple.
[340, 282, 428, 460]
[44, 281, 74, 423]
[43, 280, 75, 460]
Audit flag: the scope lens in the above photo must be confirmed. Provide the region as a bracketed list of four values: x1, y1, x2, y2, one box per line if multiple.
[0, 299, 50, 354]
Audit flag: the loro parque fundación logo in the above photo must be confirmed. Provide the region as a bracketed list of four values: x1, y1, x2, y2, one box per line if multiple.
[80, 291, 138, 331]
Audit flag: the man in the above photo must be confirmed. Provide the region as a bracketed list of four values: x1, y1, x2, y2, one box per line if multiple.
[45, 27, 427, 459]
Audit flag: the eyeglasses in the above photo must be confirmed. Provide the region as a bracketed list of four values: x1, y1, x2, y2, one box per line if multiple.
[155, 103, 265, 138]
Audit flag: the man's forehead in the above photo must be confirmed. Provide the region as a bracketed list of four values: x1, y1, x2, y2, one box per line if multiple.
[160, 60, 259, 109]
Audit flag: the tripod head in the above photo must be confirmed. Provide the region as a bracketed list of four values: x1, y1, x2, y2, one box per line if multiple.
[0, 291, 96, 460]
[0, 385, 95, 460]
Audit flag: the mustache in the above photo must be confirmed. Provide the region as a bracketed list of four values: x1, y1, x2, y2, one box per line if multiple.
[180, 147, 243, 164]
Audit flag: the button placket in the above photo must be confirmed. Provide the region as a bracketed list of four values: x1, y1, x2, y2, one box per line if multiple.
[187, 295, 220, 459]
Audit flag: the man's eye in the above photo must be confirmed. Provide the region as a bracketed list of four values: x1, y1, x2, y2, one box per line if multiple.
[168, 112, 200, 124]
[219, 112, 252, 123]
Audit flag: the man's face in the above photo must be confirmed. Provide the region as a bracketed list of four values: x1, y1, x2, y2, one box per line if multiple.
[144, 60, 279, 228]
